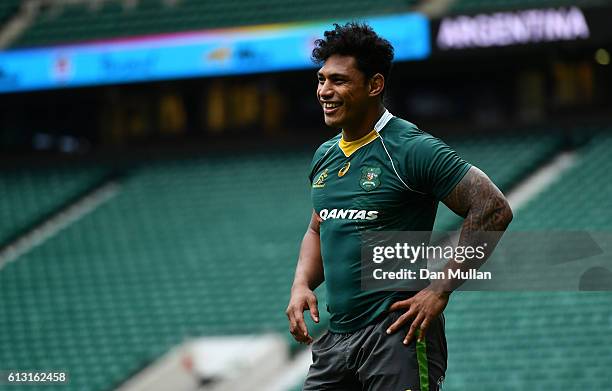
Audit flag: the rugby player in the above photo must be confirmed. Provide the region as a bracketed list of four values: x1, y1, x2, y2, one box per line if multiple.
[286, 22, 513, 390]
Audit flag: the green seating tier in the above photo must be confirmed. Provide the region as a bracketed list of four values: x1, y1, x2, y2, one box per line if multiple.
[444, 291, 612, 390]
[443, 132, 612, 390]
[433, 134, 562, 232]
[450, 0, 607, 13]
[512, 133, 612, 230]
[0, 152, 315, 391]
[14, 0, 416, 48]
[2, 132, 612, 391]
[0, 0, 20, 23]
[0, 165, 109, 246]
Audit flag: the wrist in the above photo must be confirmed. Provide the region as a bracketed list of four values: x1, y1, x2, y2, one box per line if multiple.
[291, 280, 310, 292]
[429, 280, 452, 298]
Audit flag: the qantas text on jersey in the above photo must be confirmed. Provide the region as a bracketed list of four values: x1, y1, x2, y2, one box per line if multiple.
[318, 208, 379, 221]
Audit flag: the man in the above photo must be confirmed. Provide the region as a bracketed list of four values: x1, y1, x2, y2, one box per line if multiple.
[286, 22, 513, 390]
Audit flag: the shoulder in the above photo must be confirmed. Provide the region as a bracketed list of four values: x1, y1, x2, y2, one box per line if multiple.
[378, 116, 439, 155]
[311, 133, 341, 163]
[382, 116, 421, 135]
[378, 116, 469, 197]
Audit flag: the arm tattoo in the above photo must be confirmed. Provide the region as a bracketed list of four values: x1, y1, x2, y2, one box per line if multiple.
[443, 166, 513, 233]
[434, 167, 513, 292]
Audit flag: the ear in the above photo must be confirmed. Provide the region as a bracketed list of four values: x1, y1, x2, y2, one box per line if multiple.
[368, 73, 385, 97]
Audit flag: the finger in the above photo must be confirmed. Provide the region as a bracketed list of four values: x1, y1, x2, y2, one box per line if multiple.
[417, 318, 430, 342]
[386, 308, 417, 334]
[294, 332, 311, 344]
[287, 309, 303, 336]
[403, 313, 424, 345]
[288, 314, 298, 336]
[293, 326, 313, 344]
[307, 296, 319, 323]
[287, 304, 313, 344]
[293, 310, 310, 339]
[388, 297, 413, 312]
[304, 334, 314, 345]
[289, 323, 309, 344]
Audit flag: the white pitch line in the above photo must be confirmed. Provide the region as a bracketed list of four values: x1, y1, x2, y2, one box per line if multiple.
[438, 151, 578, 248]
[0, 181, 120, 270]
[506, 151, 577, 211]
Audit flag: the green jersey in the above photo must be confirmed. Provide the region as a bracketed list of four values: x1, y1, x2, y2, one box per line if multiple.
[309, 110, 471, 333]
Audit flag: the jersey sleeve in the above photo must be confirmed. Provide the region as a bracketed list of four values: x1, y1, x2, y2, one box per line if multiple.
[405, 133, 471, 200]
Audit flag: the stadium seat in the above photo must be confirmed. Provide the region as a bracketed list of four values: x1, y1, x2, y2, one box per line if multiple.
[1, 132, 611, 390]
[434, 133, 563, 231]
[512, 133, 612, 230]
[0, 0, 20, 23]
[0, 165, 109, 246]
[445, 291, 612, 390]
[14, 0, 418, 48]
[0, 152, 316, 390]
[450, 0, 608, 13]
[443, 132, 612, 390]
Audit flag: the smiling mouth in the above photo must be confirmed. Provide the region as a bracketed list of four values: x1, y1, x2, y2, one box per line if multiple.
[322, 102, 343, 114]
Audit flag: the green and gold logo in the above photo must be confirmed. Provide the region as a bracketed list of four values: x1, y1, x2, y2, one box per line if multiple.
[360, 166, 381, 191]
[338, 161, 350, 177]
[312, 169, 328, 188]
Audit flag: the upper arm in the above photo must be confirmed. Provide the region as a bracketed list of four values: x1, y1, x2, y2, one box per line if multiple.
[404, 133, 471, 198]
[442, 166, 513, 229]
[308, 210, 321, 235]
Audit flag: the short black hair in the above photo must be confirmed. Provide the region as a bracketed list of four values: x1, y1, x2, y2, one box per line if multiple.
[312, 22, 395, 81]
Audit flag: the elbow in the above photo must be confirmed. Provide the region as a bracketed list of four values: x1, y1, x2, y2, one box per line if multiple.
[499, 196, 513, 229]
[480, 195, 512, 231]
[504, 199, 514, 227]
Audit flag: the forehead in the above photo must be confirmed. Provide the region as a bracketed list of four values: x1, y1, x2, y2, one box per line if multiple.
[317, 55, 361, 77]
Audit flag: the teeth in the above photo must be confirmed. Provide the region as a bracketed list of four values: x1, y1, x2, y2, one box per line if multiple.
[324, 103, 340, 109]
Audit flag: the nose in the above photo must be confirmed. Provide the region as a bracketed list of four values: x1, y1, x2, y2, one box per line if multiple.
[318, 80, 333, 100]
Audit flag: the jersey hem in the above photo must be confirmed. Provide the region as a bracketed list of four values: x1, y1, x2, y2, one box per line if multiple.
[327, 292, 415, 334]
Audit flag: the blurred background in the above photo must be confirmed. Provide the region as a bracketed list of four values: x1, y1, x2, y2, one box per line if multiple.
[0, 0, 611, 390]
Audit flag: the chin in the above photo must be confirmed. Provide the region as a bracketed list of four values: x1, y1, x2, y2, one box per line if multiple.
[324, 115, 343, 128]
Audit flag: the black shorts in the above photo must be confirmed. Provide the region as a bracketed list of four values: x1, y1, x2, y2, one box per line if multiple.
[303, 311, 447, 391]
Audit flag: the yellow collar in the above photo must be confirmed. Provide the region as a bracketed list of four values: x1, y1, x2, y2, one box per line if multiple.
[338, 129, 379, 157]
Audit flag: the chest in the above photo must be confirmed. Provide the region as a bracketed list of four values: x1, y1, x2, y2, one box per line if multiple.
[310, 144, 409, 214]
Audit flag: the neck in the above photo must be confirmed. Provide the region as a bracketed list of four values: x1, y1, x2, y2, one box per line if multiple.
[342, 104, 386, 142]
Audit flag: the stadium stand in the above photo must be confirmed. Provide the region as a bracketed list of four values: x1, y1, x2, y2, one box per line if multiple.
[0, 0, 20, 23]
[434, 133, 563, 231]
[13, 0, 417, 48]
[286, 132, 612, 390]
[0, 152, 316, 391]
[0, 136, 612, 391]
[512, 132, 612, 230]
[450, 0, 609, 13]
[444, 132, 612, 390]
[445, 291, 612, 389]
[289, 285, 612, 391]
[0, 165, 110, 247]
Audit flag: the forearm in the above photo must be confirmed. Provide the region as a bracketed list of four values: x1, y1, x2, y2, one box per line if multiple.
[286, 211, 323, 343]
[433, 167, 513, 293]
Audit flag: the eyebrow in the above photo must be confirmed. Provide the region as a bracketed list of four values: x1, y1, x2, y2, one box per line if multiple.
[317, 72, 349, 79]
